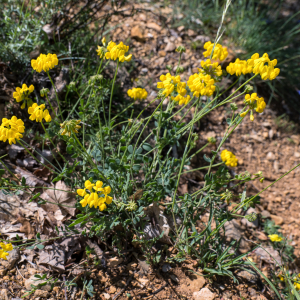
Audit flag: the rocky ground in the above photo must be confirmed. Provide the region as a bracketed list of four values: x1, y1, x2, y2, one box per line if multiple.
[0, 1, 299, 299]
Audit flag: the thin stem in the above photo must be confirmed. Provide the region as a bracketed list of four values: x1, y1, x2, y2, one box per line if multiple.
[46, 71, 62, 118]
[109, 60, 120, 127]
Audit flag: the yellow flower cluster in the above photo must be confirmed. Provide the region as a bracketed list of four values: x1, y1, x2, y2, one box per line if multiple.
[28, 103, 52, 123]
[293, 274, 300, 291]
[157, 73, 185, 96]
[187, 73, 216, 97]
[127, 88, 148, 100]
[200, 59, 222, 77]
[203, 41, 228, 61]
[0, 116, 25, 145]
[226, 53, 280, 80]
[31, 53, 58, 73]
[77, 180, 113, 211]
[60, 120, 81, 136]
[0, 242, 13, 260]
[171, 94, 191, 105]
[268, 234, 282, 242]
[105, 41, 132, 62]
[13, 84, 34, 109]
[220, 149, 238, 167]
[240, 93, 266, 121]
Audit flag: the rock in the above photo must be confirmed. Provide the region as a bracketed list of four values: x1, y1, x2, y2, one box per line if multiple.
[34, 289, 49, 298]
[131, 25, 145, 42]
[1, 248, 20, 270]
[270, 214, 283, 225]
[164, 42, 176, 52]
[42, 24, 55, 39]
[194, 35, 210, 43]
[162, 263, 171, 273]
[170, 274, 179, 283]
[109, 286, 116, 293]
[294, 152, 300, 158]
[269, 129, 274, 139]
[260, 210, 270, 218]
[103, 293, 111, 300]
[36, 149, 55, 164]
[177, 26, 185, 32]
[148, 91, 157, 100]
[187, 29, 196, 36]
[107, 257, 123, 268]
[158, 50, 166, 57]
[193, 288, 215, 300]
[146, 22, 161, 31]
[141, 68, 148, 74]
[266, 152, 275, 160]
[254, 246, 282, 265]
[0, 289, 9, 300]
[236, 269, 260, 284]
[189, 273, 206, 291]
[25, 275, 51, 291]
[8, 144, 24, 160]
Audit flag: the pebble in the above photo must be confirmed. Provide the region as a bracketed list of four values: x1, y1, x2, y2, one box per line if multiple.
[162, 263, 172, 272]
[1, 248, 20, 270]
[107, 257, 123, 268]
[25, 275, 51, 291]
[270, 214, 284, 225]
[34, 289, 49, 298]
[193, 288, 215, 300]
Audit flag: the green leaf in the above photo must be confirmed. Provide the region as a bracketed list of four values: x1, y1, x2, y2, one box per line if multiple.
[36, 244, 44, 250]
[203, 154, 211, 163]
[68, 214, 90, 227]
[128, 145, 133, 154]
[21, 176, 26, 186]
[142, 143, 152, 152]
[30, 192, 41, 201]
[0, 169, 5, 176]
[246, 258, 281, 300]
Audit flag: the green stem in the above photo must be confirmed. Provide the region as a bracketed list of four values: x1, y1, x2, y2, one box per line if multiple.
[109, 60, 120, 128]
[46, 71, 62, 118]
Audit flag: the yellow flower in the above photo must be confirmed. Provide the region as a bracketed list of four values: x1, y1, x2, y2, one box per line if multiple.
[243, 93, 266, 121]
[220, 149, 238, 167]
[96, 46, 106, 58]
[127, 88, 148, 101]
[78, 180, 112, 211]
[60, 120, 81, 137]
[226, 58, 253, 76]
[157, 73, 180, 97]
[28, 103, 52, 123]
[13, 84, 34, 109]
[0, 116, 25, 145]
[171, 94, 191, 105]
[105, 41, 132, 62]
[31, 53, 58, 73]
[187, 73, 216, 97]
[203, 41, 228, 61]
[226, 52, 280, 81]
[0, 242, 13, 252]
[268, 234, 283, 242]
[102, 37, 106, 46]
[0, 250, 9, 260]
[200, 59, 222, 77]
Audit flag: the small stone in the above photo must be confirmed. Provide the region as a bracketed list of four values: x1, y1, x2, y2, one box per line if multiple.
[109, 286, 117, 293]
[158, 50, 166, 57]
[269, 129, 274, 139]
[27, 267, 38, 275]
[0, 269, 6, 276]
[270, 214, 283, 225]
[141, 68, 148, 74]
[187, 29, 196, 36]
[189, 273, 206, 291]
[294, 152, 300, 158]
[260, 210, 270, 218]
[177, 26, 185, 32]
[169, 274, 179, 283]
[236, 269, 260, 284]
[146, 22, 161, 31]
[162, 263, 171, 273]
[25, 275, 51, 291]
[108, 257, 123, 268]
[164, 42, 176, 52]
[193, 288, 215, 300]
[126, 262, 138, 270]
[103, 293, 111, 299]
[266, 152, 275, 160]
[34, 290, 49, 298]
[0, 289, 8, 300]
[1, 248, 20, 270]
[3, 276, 9, 280]
[131, 26, 145, 42]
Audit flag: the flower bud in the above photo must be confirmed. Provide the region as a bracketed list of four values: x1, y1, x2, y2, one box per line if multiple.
[176, 45, 186, 53]
[245, 84, 253, 93]
[207, 136, 216, 144]
[40, 88, 49, 97]
[230, 103, 238, 111]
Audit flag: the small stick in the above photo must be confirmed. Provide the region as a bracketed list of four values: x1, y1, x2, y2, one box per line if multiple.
[62, 274, 68, 300]
[16, 265, 25, 280]
[112, 274, 134, 300]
